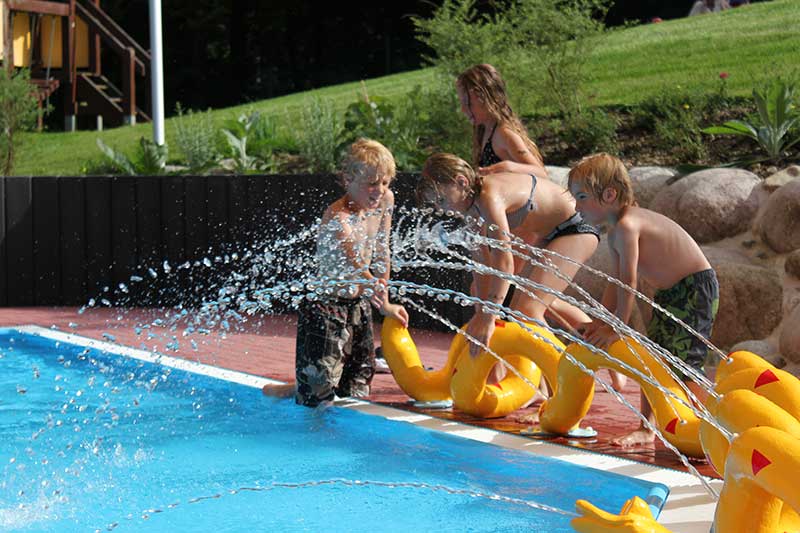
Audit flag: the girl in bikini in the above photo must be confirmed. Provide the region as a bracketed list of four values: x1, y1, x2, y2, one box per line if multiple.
[456, 63, 597, 332]
[456, 63, 547, 180]
[416, 153, 599, 361]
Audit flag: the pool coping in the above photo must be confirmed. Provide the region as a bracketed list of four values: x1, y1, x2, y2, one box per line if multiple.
[11, 324, 720, 532]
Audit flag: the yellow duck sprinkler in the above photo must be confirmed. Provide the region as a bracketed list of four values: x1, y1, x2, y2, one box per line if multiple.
[381, 315, 800, 533]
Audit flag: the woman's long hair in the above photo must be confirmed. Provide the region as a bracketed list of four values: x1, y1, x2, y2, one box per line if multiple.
[416, 153, 483, 207]
[456, 64, 543, 167]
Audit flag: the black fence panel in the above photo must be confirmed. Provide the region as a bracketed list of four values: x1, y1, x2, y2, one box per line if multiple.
[59, 178, 87, 303]
[32, 178, 61, 304]
[111, 177, 138, 288]
[85, 178, 112, 297]
[5, 178, 34, 305]
[0, 179, 5, 305]
[0, 174, 471, 331]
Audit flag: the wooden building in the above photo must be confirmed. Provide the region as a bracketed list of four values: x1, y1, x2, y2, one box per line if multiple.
[0, 0, 150, 130]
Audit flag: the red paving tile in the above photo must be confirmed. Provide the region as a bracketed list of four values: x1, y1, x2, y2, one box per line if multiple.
[0, 306, 718, 478]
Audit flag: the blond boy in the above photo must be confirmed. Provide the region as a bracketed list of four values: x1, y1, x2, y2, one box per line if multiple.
[263, 139, 408, 407]
[568, 153, 719, 447]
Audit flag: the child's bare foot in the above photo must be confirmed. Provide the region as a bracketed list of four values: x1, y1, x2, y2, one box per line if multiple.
[610, 428, 656, 447]
[520, 389, 547, 409]
[262, 383, 295, 398]
[608, 369, 627, 392]
[516, 411, 540, 425]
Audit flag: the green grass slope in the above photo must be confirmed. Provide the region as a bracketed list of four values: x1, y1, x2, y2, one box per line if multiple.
[15, 0, 799, 176]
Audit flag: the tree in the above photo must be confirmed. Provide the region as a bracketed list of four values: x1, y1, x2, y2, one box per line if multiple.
[0, 69, 39, 175]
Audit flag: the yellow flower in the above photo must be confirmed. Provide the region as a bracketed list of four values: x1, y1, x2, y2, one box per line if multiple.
[683, 104, 690, 109]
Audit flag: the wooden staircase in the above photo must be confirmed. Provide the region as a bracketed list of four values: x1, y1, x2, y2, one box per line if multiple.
[73, 0, 151, 127]
[76, 72, 150, 127]
[2, 0, 150, 130]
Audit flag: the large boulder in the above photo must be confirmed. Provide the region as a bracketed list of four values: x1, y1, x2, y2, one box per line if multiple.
[711, 263, 783, 349]
[780, 303, 800, 364]
[762, 164, 800, 192]
[701, 244, 756, 268]
[752, 180, 800, 254]
[545, 166, 570, 189]
[629, 166, 677, 208]
[729, 339, 784, 368]
[786, 250, 800, 279]
[650, 168, 761, 243]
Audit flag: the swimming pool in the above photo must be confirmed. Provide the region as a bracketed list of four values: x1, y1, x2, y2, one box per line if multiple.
[0, 327, 668, 532]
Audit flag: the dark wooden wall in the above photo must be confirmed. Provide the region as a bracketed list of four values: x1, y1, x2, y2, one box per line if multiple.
[0, 174, 470, 330]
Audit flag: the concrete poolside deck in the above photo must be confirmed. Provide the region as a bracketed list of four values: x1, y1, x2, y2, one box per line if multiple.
[0, 306, 719, 480]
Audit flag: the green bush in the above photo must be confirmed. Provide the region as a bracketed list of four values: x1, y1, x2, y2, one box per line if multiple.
[0, 69, 40, 175]
[340, 85, 431, 171]
[559, 107, 618, 154]
[409, 80, 472, 160]
[174, 104, 218, 174]
[635, 87, 710, 161]
[413, 0, 611, 118]
[298, 97, 343, 173]
[510, 0, 611, 118]
[703, 79, 800, 164]
[96, 137, 168, 176]
[412, 0, 514, 78]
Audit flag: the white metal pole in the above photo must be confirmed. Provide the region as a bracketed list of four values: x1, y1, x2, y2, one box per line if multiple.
[149, 0, 165, 146]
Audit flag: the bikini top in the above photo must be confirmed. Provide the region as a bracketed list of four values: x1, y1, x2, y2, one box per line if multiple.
[468, 174, 538, 231]
[479, 123, 502, 167]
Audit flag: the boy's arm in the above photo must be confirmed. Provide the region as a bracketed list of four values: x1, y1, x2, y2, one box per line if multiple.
[581, 248, 618, 336]
[612, 219, 640, 325]
[372, 191, 394, 283]
[585, 224, 639, 349]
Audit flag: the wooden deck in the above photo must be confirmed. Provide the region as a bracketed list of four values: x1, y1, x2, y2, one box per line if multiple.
[0, 306, 719, 478]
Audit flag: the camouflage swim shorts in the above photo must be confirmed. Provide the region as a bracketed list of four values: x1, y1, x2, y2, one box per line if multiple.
[647, 268, 719, 379]
[294, 297, 376, 407]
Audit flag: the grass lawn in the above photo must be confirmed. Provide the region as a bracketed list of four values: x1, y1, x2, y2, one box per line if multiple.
[15, 0, 800, 176]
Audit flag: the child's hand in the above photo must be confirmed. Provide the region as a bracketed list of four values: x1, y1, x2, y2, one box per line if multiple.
[579, 319, 602, 338]
[477, 161, 512, 176]
[381, 302, 409, 328]
[370, 278, 388, 309]
[584, 323, 620, 350]
[466, 312, 496, 358]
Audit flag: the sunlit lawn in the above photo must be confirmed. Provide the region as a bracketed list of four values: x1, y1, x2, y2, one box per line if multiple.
[16, 0, 799, 176]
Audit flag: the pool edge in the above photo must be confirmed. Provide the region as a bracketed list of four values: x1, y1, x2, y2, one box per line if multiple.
[8, 324, 718, 531]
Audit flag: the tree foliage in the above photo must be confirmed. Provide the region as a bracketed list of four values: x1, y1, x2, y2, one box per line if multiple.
[0, 68, 39, 175]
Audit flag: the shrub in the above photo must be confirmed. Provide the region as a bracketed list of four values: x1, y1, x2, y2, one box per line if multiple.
[96, 137, 168, 175]
[559, 107, 618, 154]
[703, 79, 800, 164]
[297, 97, 343, 173]
[510, 0, 611, 118]
[80, 156, 119, 176]
[635, 87, 710, 161]
[173, 103, 218, 174]
[412, 0, 514, 78]
[220, 111, 267, 173]
[413, 0, 612, 118]
[0, 68, 40, 175]
[340, 84, 430, 171]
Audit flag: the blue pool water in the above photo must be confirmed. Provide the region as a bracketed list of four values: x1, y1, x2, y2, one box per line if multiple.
[0, 329, 667, 532]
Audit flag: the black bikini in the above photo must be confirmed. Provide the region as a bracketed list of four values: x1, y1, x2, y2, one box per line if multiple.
[479, 123, 502, 167]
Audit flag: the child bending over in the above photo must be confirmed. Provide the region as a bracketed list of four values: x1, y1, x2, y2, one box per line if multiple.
[568, 153, 719, 447]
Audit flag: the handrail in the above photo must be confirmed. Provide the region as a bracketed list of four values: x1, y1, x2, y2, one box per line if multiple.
[74, 1, 147, 75]
[76, 0, 149, 64]
[7, 0, 69, 17]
